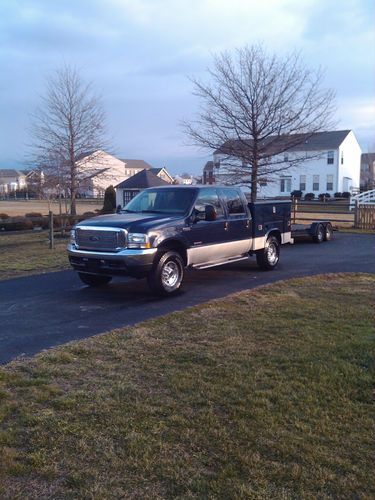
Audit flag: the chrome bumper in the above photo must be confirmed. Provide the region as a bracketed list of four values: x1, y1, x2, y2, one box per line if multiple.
[67, 245, 157, 277]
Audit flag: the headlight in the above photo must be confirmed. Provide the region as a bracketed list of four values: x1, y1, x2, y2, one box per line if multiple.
[70, 229, 76, 245]
[127, 233, 151, 249]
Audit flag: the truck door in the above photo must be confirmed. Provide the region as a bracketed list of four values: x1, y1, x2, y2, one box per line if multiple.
[219, 188, 252, 256]
[185, 188, 229, 266]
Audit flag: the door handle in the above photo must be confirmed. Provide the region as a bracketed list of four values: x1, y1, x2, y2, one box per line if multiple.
[224, 221, 229, 231]
[246, 219, 250, 228]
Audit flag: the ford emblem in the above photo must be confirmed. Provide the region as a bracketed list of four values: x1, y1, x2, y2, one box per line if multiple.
[89, 235, 100, 242]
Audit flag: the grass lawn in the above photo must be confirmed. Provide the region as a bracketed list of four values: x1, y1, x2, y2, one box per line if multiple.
[0, 273, 374, 498]
[0, 199, 102, 217]
[0, 231, 69, 281]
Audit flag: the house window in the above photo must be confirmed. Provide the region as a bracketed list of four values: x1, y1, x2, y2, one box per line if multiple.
[327, 151, 334, 164]
[341, 151, 344, 164]
[280, 177, 292, 193]
[313, 175, 319, 191]
[327, 175, 333, 191]
[123, 190, 138, 205]
[259, 179, 268, 187]
[299, 175, 306, 191]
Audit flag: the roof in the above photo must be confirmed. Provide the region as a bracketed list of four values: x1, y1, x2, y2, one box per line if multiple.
[150, 167, 163, 175]
[115, 169, 169, 189]
[214, 130, 352, 155]
[120, 159, 153, 170]
[0, 169, 25, 177]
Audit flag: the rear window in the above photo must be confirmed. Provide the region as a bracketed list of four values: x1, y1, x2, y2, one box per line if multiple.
[222, 189, 246, 215]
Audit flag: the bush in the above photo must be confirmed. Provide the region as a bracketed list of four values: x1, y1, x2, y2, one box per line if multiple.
[304, 192, 315, 201]
[0, 218, 34, 231]
[0, 213, 9, 219]
[342, 191, 351, 198]
[82, 211, 96, 218]
[291, 190, 302, 199]
[318, 193, 331, 201]
[334, 192, 342, 198]
[102, 185, 116, 214]
[25, 212, 43, 218]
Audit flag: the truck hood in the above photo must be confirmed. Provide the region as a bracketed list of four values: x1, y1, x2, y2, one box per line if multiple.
[76, 212, 185, 233]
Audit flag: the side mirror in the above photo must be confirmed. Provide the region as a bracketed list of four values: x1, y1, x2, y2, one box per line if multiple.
[116, 205, 122, 214]
[205, 204, 217, 221]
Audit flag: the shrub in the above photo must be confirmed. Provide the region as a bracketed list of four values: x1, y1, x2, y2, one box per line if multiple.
[318, 193, 331, 201]
[342, 191, 351, 198]
[0, 218, 34, 231]
[291, 190, 302, 199]
[25, 212, 43, 218]
[82, 211, 96, 218]
[102, 185, 116, 214]
[304, 192, 315, 201]
[0, 213, 9, 219]
[334, 192, 342, 198]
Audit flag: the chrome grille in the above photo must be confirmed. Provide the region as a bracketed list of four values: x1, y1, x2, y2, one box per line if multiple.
[76, 227, 127, 252]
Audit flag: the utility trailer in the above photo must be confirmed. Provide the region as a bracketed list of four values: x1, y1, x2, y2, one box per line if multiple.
[291, 221, 333, 243]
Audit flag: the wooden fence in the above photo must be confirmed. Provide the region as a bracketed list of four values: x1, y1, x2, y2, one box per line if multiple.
[354, 204, 375, 230]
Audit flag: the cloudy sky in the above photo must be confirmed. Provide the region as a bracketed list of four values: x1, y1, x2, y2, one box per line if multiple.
[0, 0, 374, 175]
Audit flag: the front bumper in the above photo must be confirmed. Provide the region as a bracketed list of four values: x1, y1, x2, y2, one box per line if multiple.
[67, 245, 157, 278]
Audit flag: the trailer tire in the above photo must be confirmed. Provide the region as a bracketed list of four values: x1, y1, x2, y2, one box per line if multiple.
[147, 250, 184, 296]
[313, 223, 324, 243]
[323, 223, 333, 241]
[78, 273, 112, 287]
[256, 235, 280, 270]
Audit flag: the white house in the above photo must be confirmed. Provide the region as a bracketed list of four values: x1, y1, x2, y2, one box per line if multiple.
[209, 130, 361, 198]
[0, 169, 27, 194]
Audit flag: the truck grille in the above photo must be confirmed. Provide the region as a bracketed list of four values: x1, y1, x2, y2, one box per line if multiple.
[76, 227, 127, 252]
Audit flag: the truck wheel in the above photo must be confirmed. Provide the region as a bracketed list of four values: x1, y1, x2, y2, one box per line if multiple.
[256, 236, 280, 270]
[313, 223, 324, 243]
[78, 273, 112, 287]
[147, 251, 184, 295]
[323, 223, 333, 241]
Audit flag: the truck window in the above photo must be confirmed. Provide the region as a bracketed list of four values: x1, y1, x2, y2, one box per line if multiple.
[194, 188, 224, 220]
[222, 189, 246, 215]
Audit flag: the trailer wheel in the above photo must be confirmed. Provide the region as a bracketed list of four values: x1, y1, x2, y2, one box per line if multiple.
[323, 223, 333, 241]
[147, 250, 184, 295]
[256, 235, 280, 270]
[313, 223, 324, 243]
[78, 273, 112, 286]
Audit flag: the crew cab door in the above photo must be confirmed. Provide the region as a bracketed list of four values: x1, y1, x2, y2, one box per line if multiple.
[219, 188, 252, 255]
[185, 187, 229, 266]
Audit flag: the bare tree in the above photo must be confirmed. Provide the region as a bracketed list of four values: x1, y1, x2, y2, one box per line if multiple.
[183, 44, 336, 201]
[30, 65, 108, 214]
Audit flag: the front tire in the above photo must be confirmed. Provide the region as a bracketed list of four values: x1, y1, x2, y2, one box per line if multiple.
[147, 251, 184, 296]
[256, 236, 280, 270]
[78, 273, 112, 287]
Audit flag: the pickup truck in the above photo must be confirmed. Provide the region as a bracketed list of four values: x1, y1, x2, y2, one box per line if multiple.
[68, 185, 293, 295]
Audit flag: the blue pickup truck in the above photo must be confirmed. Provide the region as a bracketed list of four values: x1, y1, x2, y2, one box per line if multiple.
[68, 185, 293, 295]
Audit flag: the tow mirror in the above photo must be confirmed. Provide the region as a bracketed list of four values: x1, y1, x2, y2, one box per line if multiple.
[205, 205, 217, 221]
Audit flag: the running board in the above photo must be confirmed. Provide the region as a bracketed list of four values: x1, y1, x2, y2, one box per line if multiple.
[192, 255, 249, 270]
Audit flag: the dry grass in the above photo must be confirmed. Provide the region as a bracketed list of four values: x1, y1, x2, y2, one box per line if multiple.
[0, 273, 374, 498]
[0, 200, 102, 217]
[0, 232, 69, 281]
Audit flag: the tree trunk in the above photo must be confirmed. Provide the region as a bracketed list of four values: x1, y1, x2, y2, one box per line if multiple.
[70, 160, 77, 216]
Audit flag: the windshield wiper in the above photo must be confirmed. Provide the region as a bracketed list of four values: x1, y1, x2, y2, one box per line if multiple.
[140, 209, 164, 213]
[121, 209, 137, 213]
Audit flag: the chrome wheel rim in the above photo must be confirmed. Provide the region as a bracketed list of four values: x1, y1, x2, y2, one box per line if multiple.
[267, 243, 278, 265]
[161, 261, 180, 289]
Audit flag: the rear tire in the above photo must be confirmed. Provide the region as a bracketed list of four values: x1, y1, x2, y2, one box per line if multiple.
[78, 273, 112, 287]
[147, 250, 184, 296]
[256, 236, 280, 270]
[313, 223, 324, 243]
[323, 223, 333, 241]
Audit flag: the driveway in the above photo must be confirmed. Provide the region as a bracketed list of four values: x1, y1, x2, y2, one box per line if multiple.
[0, 233, 374, 364]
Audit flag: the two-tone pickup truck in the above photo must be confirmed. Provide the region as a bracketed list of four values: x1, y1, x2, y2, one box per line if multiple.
[68, 185, 293, 295]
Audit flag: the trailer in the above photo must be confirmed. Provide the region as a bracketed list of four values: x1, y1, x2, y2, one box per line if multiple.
[291, 221, 333, 243]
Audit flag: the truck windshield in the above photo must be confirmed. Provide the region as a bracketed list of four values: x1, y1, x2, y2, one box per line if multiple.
[123, 188, 197, 215]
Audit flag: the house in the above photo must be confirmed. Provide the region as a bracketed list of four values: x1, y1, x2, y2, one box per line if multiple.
[360, 153, 375, 191]
[150, 167, 174, 184]
[207, 130, 361, 198]
[0, 169, 27, 195]
[115, 169, 169, 207]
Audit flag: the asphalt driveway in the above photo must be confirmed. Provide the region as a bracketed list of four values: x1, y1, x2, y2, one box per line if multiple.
[0, 232, 374, 364]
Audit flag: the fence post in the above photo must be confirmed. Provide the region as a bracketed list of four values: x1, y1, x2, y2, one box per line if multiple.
[48, 211, 54, 249]
[354, 200, 359, 229]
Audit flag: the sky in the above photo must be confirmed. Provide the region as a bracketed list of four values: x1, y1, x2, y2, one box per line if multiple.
[0, 0, 374, 176]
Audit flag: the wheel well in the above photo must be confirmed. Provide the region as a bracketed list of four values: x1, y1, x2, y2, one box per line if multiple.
[158, 240, 187, 266]
[267, 230, 281, 244]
